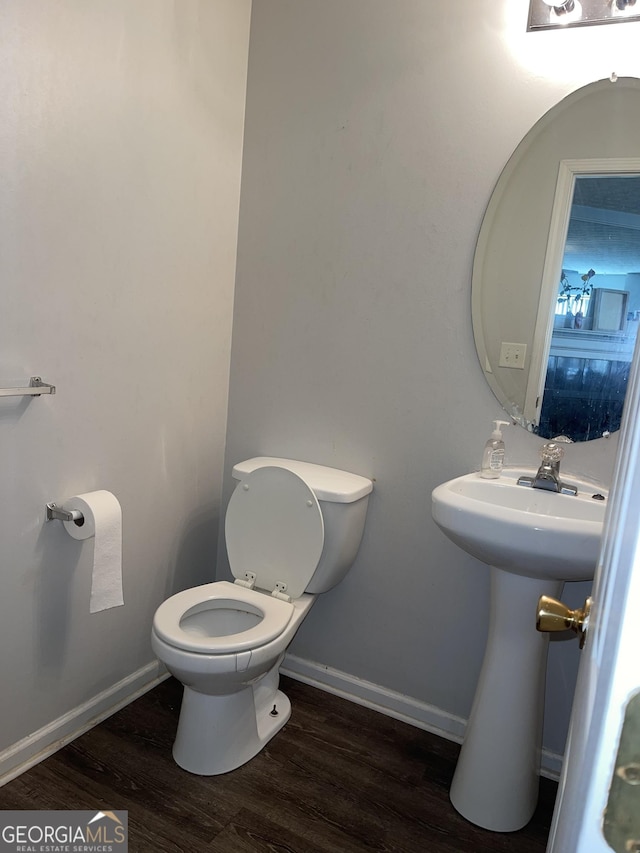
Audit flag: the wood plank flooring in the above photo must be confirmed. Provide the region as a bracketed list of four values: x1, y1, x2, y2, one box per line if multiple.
[0, 676, 557, 852]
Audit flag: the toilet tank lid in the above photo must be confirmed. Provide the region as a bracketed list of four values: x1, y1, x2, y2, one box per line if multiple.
[232, 457, 373, 503]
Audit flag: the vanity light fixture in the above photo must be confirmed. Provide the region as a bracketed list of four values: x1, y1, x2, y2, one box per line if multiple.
[528, 0, 640, 30]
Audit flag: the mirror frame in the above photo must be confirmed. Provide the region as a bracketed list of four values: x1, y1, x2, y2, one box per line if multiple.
[472, 77, 640, 439]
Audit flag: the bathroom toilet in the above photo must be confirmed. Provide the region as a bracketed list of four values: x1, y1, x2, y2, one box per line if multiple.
[151, 456, 373, 775]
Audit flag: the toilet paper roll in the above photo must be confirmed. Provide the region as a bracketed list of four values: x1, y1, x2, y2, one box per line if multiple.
[63, 490, 124, 613]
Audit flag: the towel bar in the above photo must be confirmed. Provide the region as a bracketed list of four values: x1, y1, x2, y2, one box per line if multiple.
[0, 377, 56, 397]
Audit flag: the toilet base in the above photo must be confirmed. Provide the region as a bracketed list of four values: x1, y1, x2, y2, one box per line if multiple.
[172, 675, 291, 775]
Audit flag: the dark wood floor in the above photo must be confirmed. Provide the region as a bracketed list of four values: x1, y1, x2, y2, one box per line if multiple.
[0, 676, 557, 852]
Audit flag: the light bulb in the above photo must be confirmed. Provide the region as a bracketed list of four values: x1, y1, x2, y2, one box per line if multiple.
[540, 0, 583, 23]
[613, 0, 637, 15]
[540, 0, 575, 9]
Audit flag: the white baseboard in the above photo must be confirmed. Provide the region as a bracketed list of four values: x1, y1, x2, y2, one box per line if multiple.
[0, 661, 169, 788]
[281, 653, 563, 781]
[0, 654, 563, 789]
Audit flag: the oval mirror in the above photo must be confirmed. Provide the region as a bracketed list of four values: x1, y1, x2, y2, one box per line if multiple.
[472, 77, 640, 442]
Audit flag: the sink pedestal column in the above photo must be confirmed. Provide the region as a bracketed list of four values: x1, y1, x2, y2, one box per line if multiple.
[450, 568, 563, 832]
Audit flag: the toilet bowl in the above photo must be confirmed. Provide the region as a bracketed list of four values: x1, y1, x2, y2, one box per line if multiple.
[151, 457, 372, 776]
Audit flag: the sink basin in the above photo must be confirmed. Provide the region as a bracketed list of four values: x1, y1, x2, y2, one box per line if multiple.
[431, 466, 607, 580]
[431, 465, 608, 832]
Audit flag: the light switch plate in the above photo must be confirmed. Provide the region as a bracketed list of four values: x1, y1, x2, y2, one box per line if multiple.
[499, 342, 527, 369]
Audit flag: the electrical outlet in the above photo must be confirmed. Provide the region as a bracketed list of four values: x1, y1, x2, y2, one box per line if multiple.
[499, 342, 527, 369]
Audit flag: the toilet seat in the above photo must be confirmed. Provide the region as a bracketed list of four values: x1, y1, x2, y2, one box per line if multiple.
[152, 581, 294, 654]
[226, 466, 325, 600]
[153, 468, 325, 658]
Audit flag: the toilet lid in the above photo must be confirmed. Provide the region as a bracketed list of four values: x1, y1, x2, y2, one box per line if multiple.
[225, 466, 325, 600]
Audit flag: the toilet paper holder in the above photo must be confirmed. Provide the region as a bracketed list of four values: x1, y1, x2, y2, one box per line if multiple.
[46, 502, 84, 524]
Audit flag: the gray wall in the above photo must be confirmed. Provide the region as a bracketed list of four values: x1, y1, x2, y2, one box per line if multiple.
[0, 0, 250, 768]
[3, 0, 638, 781]
[221, 0, 640, 758]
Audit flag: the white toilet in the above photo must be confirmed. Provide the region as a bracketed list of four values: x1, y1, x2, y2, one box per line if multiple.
[151, 456, 372, 776]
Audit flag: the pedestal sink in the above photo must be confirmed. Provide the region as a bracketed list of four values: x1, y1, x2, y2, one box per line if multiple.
[431, 467, 607, 832]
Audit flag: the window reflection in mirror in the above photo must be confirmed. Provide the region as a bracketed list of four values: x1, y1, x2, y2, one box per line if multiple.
[530, 168, 640, 441]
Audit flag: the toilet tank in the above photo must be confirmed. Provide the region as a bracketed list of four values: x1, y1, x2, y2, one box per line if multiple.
[231, 457, 373, 594]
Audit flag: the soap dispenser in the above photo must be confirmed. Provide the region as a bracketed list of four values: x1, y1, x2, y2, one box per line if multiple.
[480, 420, 510, 479]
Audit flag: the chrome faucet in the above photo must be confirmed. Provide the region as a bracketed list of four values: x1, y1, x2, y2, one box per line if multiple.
[517, 436, 578, 495]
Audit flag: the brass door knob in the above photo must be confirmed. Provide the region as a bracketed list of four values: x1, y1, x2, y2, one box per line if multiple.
[536, 595, 592, 648]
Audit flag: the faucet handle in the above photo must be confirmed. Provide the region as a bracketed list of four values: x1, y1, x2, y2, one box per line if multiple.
[540, 441, 566, 463]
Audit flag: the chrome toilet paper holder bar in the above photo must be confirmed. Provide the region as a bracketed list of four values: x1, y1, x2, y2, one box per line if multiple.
[46, 502, 84, 523]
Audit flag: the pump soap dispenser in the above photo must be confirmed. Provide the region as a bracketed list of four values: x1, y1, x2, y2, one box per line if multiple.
[480, 420, 510, 479]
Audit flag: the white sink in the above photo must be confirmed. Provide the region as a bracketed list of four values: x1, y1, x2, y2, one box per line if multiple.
[431, 467, 607, 581]
[431, 466, 608, 832]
